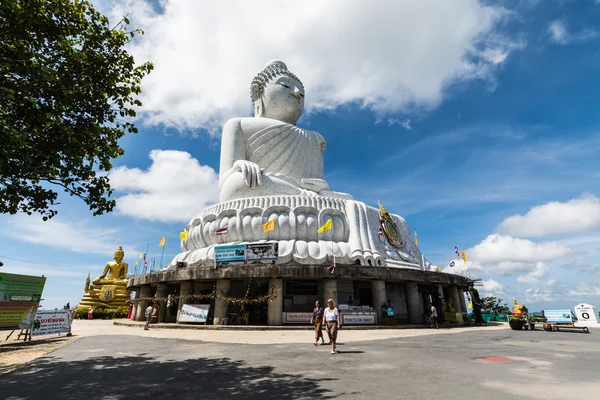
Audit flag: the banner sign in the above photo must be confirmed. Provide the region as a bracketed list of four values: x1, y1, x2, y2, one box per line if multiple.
[215, 242, 279, 264]
[341, 312, 376, 325]
[214, 244, 246, 263]
[574, 303, 599, 327]
[32, 309, 72, 336]
[544, 309, 573, 324]
[178, 304, 210, 323]
[282, 312, 312, 324]
[246, 243, 278, 261]
[0, 273, 46, 331]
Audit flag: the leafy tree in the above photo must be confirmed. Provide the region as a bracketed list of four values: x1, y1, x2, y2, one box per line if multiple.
[481, 296, 510, 315]
[0, 0, 153, 220]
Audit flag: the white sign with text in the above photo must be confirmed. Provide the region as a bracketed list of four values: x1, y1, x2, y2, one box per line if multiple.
[341, 313, 376, 325]
[178, 304, 210, 323]
[574, 303, 599, 327]
[282, 312, 312, 324]
[32, 309, 71, 336]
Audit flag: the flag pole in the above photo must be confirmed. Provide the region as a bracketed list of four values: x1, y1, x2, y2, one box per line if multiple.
[159, 238, 166, 270]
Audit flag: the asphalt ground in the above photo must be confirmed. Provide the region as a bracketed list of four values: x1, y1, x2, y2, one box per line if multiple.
[0, 327, 598, 399]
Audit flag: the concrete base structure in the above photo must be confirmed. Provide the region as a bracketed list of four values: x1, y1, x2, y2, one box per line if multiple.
[128, 264, 468, 326]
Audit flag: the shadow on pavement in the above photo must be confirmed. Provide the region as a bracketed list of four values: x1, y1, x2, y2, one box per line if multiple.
[0, 354, 338, 400]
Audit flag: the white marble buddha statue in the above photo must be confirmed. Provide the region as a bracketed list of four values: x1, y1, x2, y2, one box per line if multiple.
[219, 60, 352, 202]
[169, 61, 426, 269]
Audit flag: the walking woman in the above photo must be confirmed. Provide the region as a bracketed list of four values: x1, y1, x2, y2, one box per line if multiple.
[322, 298, 341, 354]
[310, 300, 325, 346]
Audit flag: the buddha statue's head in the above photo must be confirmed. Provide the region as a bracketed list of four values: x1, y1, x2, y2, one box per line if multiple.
[114, 246, 124, 262]
[250, 60, 305, 125]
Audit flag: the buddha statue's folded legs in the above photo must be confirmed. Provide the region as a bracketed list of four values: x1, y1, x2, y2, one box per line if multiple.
[220, 171, 303, 202]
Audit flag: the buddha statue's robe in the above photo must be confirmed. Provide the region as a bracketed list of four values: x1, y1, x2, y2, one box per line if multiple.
[219, 118, 352, 202]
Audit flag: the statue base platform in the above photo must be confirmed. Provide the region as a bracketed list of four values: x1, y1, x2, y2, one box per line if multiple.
[79, 284, 130, 308]
[168, 195, 425, 270]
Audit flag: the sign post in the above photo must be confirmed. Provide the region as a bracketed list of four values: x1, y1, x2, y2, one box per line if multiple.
[0, 272, 46, 340]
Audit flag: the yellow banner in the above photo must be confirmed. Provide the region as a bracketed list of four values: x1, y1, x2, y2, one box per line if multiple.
[180, 230, 188, 241]
[263, 220, 275, 233]
[158, 236, 167, 247]
[317, 219, 332, 233]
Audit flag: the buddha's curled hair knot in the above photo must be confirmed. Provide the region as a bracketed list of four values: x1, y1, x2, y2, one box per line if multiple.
[250, 60, 303, 103]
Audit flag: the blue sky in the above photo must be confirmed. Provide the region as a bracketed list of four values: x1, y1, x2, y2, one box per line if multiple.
[1, 0, 599, 312]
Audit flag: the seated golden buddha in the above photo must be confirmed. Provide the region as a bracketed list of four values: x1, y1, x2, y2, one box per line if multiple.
[79, 246, 130, 308]
[92, 246, 129, 286]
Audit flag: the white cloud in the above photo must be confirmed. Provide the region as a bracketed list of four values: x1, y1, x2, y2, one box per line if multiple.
[3, 215, 135, 256]
[388, 118, 412, 130]
[467, 234, 573, 264]
[482, 279, 504, 292]
[517, 262, 549, 284]
[525, 280, 600, 302]
[548, 20, 598, 45]
[109, 150, 219, 223]
[480, 279, 508, 298]
[496, 194, 600, 238]
[99, 0, 521, 133]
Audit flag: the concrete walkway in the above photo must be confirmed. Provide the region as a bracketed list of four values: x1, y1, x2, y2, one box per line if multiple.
[72, 319, 506, 344]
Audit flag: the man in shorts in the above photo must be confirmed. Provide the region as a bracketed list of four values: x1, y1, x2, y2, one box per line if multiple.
[430, 303, 439, 329]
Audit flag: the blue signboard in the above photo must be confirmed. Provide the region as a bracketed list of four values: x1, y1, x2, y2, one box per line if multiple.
[544, 309, 573, 324]
[214, 244, 246, 263]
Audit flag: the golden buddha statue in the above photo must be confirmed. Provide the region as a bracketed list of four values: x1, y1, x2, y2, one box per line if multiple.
[79, 246, 131, 309]
[512, 298, 525, 315]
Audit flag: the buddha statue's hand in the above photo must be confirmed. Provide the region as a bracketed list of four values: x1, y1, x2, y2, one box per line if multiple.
[233, 160, 263, 188]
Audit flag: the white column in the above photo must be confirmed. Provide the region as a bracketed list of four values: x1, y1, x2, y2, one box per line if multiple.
[130, 290, 140, 320]
[213, 279, 231, 325]
[372, 280, 387, 324]
[457, 288, 467, 313]
[405, 282, 423, 324]
[135, 285, 153, 321]
[323, 279, 338, 307]
[155, 284, 169, 323]
[450, 286, 462, 314]
[177, 282, 194, 322]
[267, 278, 283, 326]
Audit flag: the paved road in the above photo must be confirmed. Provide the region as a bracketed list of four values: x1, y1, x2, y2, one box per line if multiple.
[1, 328, 598, 399]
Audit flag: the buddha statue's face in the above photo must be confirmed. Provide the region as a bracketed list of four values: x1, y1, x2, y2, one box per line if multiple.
[114, 251, 124, 263]
[258, 75, 305, 125]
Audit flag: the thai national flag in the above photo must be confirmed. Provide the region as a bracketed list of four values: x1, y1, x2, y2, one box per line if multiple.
[449, 261, 455, 268]
[216, 224, 228, 236]
[325, 264, 335, 274]
[453, 246, 460, 257]
[377, 227, 383, 239]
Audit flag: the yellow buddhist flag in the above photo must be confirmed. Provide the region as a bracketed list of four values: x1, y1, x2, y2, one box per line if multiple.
[468, 301, 473, 309]
[436, 265, 441, 272]
[139, 251, 144, 259]
[461, 251, 468, 263]
[180, 229, 188, 241]
[134, 261, 139, 267]
[157, 264, 161, 271]
[414, 230, 419, 246]
[158, 236, 167, 247]
[317, 218, 332, 233]
[263, 219, 275, 233]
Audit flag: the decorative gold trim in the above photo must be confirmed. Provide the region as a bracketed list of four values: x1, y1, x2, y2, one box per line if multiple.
[378, 200, 404, 249]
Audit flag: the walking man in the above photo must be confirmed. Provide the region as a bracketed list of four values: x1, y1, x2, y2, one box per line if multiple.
[144, 303, 154, 330]
[430, 303, 439, 329]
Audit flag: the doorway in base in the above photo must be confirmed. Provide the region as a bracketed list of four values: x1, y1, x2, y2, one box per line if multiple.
[226, 280, 269, 325]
